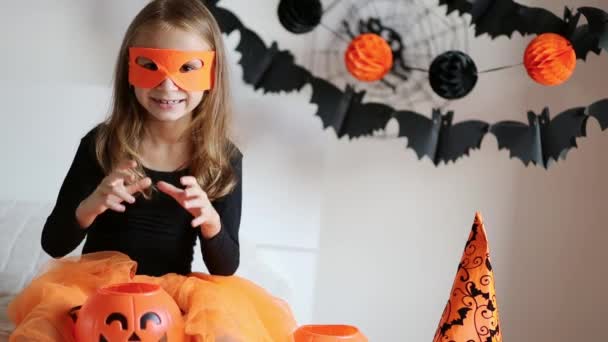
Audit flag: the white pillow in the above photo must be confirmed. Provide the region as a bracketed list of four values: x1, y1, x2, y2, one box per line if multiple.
[0, 293, 15, 339]
[0, 200, 57, 295]
[0, 200, 292, 302]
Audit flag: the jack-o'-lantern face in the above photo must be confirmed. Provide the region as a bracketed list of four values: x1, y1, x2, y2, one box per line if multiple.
[70, 283, 185, 342]
[99, 311, 167, 342]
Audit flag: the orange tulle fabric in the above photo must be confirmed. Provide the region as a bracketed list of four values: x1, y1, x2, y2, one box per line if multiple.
[7, 251, 298, 342]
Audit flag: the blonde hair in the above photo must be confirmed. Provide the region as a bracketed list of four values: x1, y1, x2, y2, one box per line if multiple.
[96, 0, 238, 200]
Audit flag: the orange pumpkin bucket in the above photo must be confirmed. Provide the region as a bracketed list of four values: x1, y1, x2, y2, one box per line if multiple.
[73, 282, 185, 342]
[293, 324, 367, 341]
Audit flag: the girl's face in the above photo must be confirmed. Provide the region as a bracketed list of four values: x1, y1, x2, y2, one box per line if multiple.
[132, 26, 211, 123]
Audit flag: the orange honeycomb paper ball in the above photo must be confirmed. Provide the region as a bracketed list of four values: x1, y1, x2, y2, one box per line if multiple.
[524, 33, 576, 86]
[344, 33, 393, 82]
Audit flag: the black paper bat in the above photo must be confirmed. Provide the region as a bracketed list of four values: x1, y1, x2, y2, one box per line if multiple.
[308, 76, 394, 138]
[207, 3, 311, 93]
[206, 1, 241, 34]
[438, 1, 605, 60]
[586, 98, 608, 131]
[578, 7, 608, 53]
[393, 109, 489, 165]
[490, 105, 589, 168]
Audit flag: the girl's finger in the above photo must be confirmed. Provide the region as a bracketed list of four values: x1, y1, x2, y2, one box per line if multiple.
[184, 198, 206, 209]
[180, 176, 198, 187]
[185, 186, 204, 198]
[112, 187, 136, 204]
[107, 193, 121, 203]
[106, 169, 135, 186]
[157, 181, 184, 200]
[117, 169, 138, 185]
[99, 181, 119, 197]
[105, 198, 126, 212]
[119, 169, 137, 184]
[191, 215, 207, 227]
[126, 177, 152, 194]
[106, 160, 137, 183]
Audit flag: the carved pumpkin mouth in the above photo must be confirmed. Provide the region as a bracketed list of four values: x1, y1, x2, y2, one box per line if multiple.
[99, 333, 167, 342]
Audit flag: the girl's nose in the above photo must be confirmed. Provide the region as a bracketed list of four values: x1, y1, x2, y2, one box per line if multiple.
[156, 77, 179, 91]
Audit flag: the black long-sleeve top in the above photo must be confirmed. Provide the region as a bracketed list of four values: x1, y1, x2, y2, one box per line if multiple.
[41, 126, 242, 277]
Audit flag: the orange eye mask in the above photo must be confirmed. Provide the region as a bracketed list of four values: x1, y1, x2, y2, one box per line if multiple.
[128, 47, 215, 91]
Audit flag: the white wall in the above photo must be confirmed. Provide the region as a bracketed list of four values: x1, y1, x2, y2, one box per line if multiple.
[1, 0, 607, 341]
[311, 0, 608, 341]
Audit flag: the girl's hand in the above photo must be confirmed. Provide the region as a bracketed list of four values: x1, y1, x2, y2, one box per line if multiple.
[76, 160, 151, 228]
[157, 176, 221, 239]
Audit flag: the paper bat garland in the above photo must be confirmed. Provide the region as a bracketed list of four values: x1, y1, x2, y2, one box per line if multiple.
[438, 0, 607, 60]
[307, 75, 489, 164]
[205, 1, 608, 168]
[490, 99, 608, 168]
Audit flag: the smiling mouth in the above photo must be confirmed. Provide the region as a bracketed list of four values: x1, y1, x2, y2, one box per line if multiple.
[151, 98, 185, 105]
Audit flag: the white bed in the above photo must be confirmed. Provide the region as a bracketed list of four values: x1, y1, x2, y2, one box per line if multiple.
[0, 200, 293, 341]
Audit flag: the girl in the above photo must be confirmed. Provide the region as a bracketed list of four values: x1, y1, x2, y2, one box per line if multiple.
[42, 0, 241, 277]
[8, 0, 297, 340]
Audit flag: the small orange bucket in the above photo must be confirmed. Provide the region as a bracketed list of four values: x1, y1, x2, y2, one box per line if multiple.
[293, 324, 367, 341]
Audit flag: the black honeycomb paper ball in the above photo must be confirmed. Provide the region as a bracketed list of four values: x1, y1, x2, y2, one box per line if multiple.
[278, 0, 323, 34]
[429, 50, 478, 100]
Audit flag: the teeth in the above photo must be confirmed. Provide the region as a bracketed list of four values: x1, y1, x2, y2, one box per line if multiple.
[156, 99, 182, 104]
